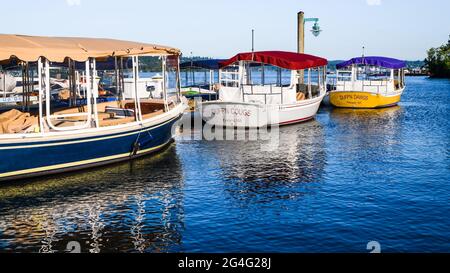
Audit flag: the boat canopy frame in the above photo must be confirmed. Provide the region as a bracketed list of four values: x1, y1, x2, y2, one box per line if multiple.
[0, 35, 182, 136]
[334, 62, 406, 95]
[180, 59, 225, 91]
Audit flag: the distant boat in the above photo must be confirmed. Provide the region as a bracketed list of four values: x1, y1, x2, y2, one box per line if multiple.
[180, 59, 224, 103]
[199, 51, 328, 128]
[0, 72, 17, 94]
[329, 56, 406, 108]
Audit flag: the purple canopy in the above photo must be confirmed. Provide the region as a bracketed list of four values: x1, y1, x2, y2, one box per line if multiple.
[336, 56, 406, 69]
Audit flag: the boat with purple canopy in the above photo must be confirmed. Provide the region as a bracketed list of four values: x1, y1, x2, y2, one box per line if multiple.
[329, 56, 406, 108]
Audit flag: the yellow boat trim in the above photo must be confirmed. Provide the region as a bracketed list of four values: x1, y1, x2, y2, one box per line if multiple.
[330, 92, 401, 108]
[0, 140, 171, 179]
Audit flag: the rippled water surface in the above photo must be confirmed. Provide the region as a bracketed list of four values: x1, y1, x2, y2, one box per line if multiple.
[0, 76, 449, 253]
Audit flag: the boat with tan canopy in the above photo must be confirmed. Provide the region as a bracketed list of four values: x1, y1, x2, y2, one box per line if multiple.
[0, 34, 186, 182]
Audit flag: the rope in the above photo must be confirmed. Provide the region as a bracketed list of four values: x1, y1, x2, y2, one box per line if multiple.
[130, 128, 154, 157]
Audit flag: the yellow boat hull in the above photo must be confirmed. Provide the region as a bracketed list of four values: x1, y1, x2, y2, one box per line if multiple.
[329, 91, 402, 109]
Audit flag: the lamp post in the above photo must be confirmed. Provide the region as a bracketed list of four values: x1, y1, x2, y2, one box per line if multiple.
[297, 11, 322, 84]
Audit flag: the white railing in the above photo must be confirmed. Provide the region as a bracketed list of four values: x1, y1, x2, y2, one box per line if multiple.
[220, 70, 240, 87]
[241, 84, 284, 105]
[334, 70, 391, 96]
[43, 58, 95, 131]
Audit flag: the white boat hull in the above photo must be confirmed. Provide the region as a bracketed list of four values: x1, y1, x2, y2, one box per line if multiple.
[200, 93, 325, 128]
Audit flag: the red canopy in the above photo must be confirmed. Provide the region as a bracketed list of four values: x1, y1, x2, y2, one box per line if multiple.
[219, 51, 328, 70]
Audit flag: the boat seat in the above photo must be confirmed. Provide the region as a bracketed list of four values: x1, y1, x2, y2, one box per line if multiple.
[98, 109, 165, 127]
[0, 109, 39, 134]
[52, 101, 124, 117]
[123, 100, 165, 115]
[99, 116, 136, 127]
[105, 106, 135, 118]
[25, 99, 169, 129]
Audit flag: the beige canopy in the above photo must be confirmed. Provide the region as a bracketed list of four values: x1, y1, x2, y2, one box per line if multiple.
[0, 34, 180, 63]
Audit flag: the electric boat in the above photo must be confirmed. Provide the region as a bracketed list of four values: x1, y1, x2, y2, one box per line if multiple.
[329, 56, 406, 108]
[180, 59, 225, 101]
[200, 51, 328, 128]
[0, 34, 186, 182]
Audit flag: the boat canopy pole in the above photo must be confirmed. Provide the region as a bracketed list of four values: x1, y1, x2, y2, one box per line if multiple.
[68, 59, 76, 107]
[43, 58, 94, 131]
[119, 57, 125, 101]
[114, 57, 119, 99]
[2, 70, 6, 99]
[318, 66, 322, 89]
[177, 56, 182, 103]
[132, 55, 143, 122]
[308, 68, 312, 98]
[277, 67, 282, 87]
[92, 58, 100, 128]
[115, 57, 125, 101]
[37, 58, 45, 133]
[239, 61, 245, 101]
[21, 62, 30, 112]
[209, 70, 213, 91]
[162, 56, 168, 112]
[261, 64, 265, 86]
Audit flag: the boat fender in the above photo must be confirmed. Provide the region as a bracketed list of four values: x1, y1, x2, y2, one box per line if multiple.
[130, 131, 154, 156]
[131, 142, 140, 156]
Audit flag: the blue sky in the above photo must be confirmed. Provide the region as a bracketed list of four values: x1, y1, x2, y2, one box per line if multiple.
[1, 0, 449, 60]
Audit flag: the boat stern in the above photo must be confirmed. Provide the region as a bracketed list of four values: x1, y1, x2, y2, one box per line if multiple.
[329, 91, 402, 108]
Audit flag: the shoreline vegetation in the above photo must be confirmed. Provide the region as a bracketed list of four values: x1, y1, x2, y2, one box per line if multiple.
[178, 57, 427, 76]
[21, 48, 443, 78]
[425, 36, 450, 78]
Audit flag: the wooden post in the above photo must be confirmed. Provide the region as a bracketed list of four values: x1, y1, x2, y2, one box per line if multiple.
[298, 11, 305, 85]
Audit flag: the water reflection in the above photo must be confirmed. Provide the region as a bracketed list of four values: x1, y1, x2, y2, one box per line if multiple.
[39, 214, 58, 253]
[211, 121, 326, 205]
[330, 106, 403, 125]
[328, 106, 404, 152]
[0, 146, 184, 253]
[130, 194, 146, 253]
[324, 106, 406, 185]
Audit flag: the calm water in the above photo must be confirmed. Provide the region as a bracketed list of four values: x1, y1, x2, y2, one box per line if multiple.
[0, 76, 449, 253]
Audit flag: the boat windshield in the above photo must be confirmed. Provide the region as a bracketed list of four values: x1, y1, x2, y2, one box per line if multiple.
[334, 64, 406, 93]
[245, 64, 292, 87]
[355, 65, 391, 81]
[166, 55, 181, 103]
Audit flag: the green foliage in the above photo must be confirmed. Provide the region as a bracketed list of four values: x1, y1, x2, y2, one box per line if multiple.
[425, 36, 450, 78]
[138, 57, 163, 72]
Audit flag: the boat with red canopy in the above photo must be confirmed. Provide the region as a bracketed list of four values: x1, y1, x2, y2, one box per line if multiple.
[200, 51, 328, 128]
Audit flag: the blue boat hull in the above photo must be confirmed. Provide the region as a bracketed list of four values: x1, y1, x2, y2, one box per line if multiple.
[0, 115, 182, 182]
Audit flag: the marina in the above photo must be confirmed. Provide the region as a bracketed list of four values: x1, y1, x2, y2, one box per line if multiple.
[0, 0, 449, 257]
[0, 76, 448, 253]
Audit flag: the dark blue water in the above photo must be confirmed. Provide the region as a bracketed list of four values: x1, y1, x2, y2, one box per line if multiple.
[0, 76, 449, 253]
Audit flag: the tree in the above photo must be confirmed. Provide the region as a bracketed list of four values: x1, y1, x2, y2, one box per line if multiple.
[425, 36, 450, 78]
